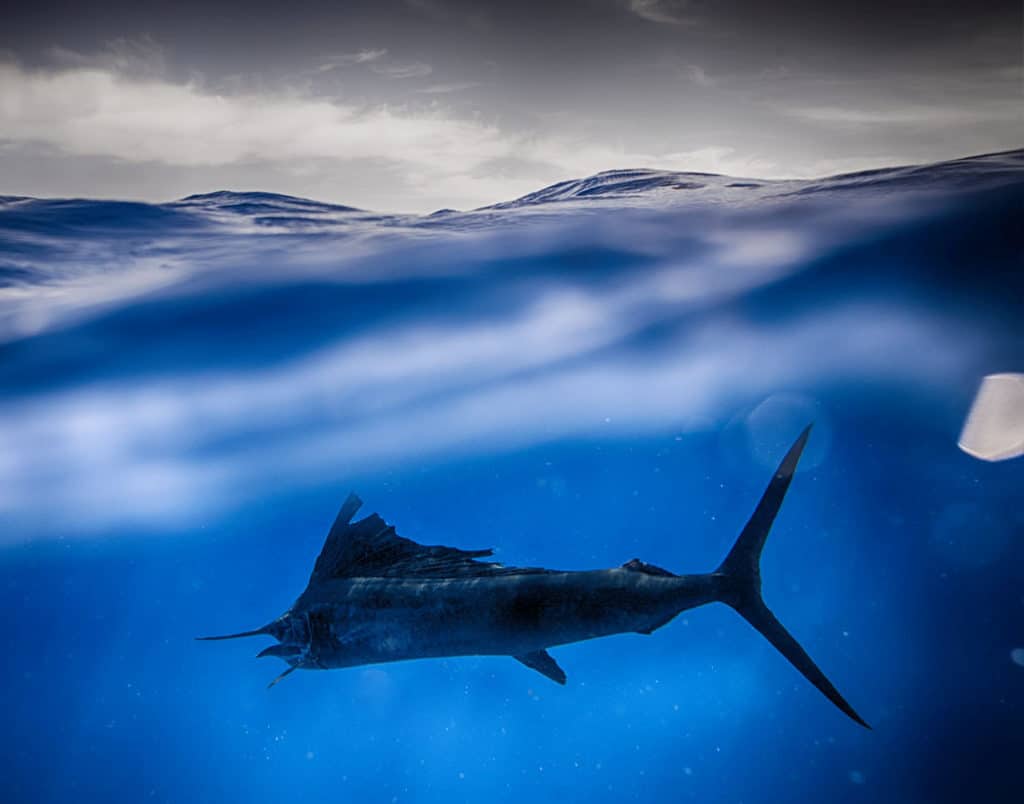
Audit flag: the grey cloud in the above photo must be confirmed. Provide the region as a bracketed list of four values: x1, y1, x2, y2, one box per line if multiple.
[346, 48, 389, 64]
[1, 1, 1020, 212]
[0, 61, 505, 172]
[315, 48, 389, 72]
[626, 0, 696, 25]
[404, 0, 492, 30]
[417, 80, 481, 94]
[790, 102, 1023, 127]
[0, 61, 827, 210]
[44, 36, 168, 75]
[371, 60, 434, 79]
[682, 64, 714, 87]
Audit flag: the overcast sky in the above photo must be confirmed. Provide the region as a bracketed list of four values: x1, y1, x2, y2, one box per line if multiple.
[1, 0, 1020, 211]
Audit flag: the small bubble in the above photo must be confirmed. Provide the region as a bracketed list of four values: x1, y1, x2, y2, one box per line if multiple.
[1011, 648, 1024, 667]
[744, 393, 829, 471]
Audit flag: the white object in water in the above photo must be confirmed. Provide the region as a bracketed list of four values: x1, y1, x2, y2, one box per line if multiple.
[958, 373, 1024, 461]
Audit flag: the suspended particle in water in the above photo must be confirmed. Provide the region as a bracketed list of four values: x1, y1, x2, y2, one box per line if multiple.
[930, 502, 1009, 569]
[1011, 648, 1024, 668]
[958, 373, 1024, 461]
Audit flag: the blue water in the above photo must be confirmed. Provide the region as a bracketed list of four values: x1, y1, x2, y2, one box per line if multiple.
[2, 152, 1022, 803]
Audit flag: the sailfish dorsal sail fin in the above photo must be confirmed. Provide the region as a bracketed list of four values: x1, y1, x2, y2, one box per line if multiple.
[309, 493, 553, 582]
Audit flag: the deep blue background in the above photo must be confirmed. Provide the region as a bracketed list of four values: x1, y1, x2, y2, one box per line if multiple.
[1, 156, 1022, 803]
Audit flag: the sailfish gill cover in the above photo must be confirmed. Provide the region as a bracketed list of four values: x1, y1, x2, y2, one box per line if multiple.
[1, 151, 1023, 803]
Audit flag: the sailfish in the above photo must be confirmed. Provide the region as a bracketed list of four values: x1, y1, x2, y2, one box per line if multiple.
[199, 426, 869, 727]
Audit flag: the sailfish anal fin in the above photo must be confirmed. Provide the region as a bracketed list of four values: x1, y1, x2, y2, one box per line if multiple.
[515, 650, 567, 685]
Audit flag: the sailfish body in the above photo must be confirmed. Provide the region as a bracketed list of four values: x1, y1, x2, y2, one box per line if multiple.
[200, 427, 869, 727]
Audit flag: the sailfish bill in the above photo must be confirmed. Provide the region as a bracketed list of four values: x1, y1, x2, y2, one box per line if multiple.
[195, 626, 271, 641]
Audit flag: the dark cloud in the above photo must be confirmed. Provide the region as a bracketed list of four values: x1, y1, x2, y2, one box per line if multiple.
[0, 1, 1019, 207]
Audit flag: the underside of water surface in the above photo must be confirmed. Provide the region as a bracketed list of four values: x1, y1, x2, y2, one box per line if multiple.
[1, 150, 1022, 803]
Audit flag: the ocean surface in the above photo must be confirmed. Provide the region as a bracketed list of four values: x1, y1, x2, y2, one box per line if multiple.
[1, 150, 1022, 803]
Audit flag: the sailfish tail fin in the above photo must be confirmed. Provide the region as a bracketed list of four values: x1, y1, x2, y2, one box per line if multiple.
[716, 425, 870, 729]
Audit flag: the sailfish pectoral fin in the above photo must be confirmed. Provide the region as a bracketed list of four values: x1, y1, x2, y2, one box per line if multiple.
[515, 650, 567, 685]
[257, 644, 302, 659]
